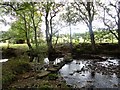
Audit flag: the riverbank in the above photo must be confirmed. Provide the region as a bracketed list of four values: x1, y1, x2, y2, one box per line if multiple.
[2, 56, 72, 89]
[72, 43, 120, 59]
[1, 43, 120, 89]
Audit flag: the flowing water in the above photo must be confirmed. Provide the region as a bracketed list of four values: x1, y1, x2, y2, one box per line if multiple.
[59, 57, 120, 88]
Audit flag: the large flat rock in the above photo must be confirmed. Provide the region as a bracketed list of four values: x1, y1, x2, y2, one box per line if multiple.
[36, 71, 50, 79]
[47, 68, 58, 72]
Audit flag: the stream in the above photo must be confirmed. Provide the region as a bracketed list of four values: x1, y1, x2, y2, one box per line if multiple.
[1, 56, 120, 88]
[59, 57, 120, 88]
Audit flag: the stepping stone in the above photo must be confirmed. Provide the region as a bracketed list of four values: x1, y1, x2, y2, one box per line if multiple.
[36, 71, 50, 79]
[47, 68, 58, 72]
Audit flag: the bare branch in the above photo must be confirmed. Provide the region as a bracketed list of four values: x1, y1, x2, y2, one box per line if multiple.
[72, 2, 89, 25]
[103, 8, 118, 40]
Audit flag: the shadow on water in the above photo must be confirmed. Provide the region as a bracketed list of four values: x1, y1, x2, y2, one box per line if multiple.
[59, 57, 120, 88]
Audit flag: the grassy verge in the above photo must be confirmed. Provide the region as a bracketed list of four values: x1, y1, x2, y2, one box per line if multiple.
[0, 43, 47, 51]
[2, 56, 31, 88]
[0, 43, 28, 50]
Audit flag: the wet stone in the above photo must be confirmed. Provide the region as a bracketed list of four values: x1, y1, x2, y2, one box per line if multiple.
[69, 72, 74, 75]
[87, 80, 93, 83]
[113, 84, 118, 87]
[82, 74, 85, 76]
[75, 70, 81, 73]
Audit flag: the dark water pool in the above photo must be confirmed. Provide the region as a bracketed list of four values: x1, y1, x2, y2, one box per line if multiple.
[59, 57, 120, 88]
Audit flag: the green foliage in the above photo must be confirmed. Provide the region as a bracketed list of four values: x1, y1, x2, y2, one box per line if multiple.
[48, 74, 58, 80]
[94, 29, 117, 43]
[39, 85, 52, 90]
[60, 5, 79, 25]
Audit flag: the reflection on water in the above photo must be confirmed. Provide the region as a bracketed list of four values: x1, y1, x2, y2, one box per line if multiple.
[44, 58, 64, 65]
[59, 58, 120, 88]
[0, 59, 8, 62]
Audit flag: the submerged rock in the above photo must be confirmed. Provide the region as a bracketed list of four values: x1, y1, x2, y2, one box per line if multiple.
[69, 72, 74, 75]
[76, 70, 81, 73]
[87, 80, 93, 83]
[82, 74, 85, 76]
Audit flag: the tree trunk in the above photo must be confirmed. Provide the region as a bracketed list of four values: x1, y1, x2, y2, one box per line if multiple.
[89, 22, 96, 51]
[118, 17, 120, 48]
[87, 2, 95, 51]
[32, 13, 38, 50]
[54, 35, 59, 47]
[45, 12, 49, 46]
[69, 23, 73, 52]
[34, 27, 38, 50]
[25, 33, 33, 50]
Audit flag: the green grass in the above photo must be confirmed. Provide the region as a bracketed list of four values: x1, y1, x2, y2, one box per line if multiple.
[0, 43, 28, 50]
[0, 43, 48, 52]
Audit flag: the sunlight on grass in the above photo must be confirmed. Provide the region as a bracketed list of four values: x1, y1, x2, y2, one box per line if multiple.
[0, 43, 48, 53]
[0, 43, 28, 49]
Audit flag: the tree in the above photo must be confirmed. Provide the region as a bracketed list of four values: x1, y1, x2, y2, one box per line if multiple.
[43, 2, 63, 47]
[98, 0, 120, 48]
[60, 2, 78, 52]
[42, 1, 63, 61]
[71, 0, 96, 51]
[0, 2, 42, 50]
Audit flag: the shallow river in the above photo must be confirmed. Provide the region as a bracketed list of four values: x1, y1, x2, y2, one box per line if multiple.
[59, 57, 120, 88]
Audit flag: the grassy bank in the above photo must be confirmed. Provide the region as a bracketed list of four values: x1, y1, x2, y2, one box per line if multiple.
[72, 43, 120, 58]
[0, 43, 47, 51]
[1, 42, 120, 89]
[2, 56, 31, 88]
